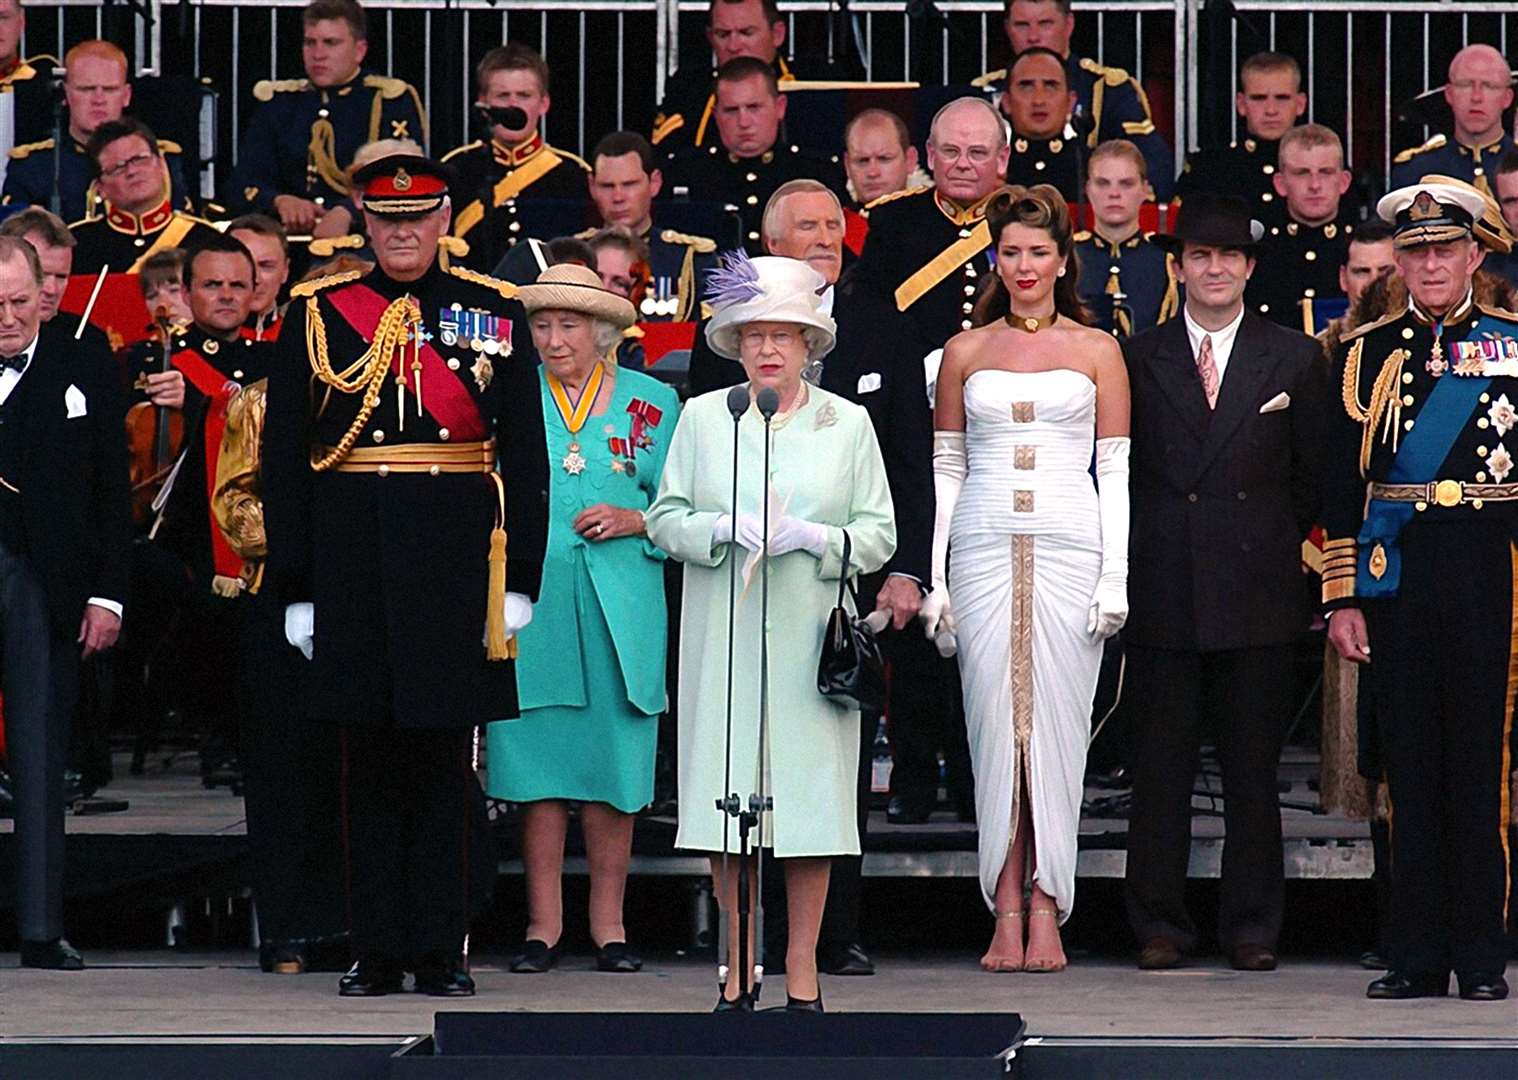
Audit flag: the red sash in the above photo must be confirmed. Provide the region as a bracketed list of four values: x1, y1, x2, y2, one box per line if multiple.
[325, 283, 488, 440]
[170, 347, 243, 580]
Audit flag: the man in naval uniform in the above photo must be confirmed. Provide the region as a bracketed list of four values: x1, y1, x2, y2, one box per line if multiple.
[1175, 51, 1307, 227]
[1323, 177, 1513, 1003]
[262, 152, 549, 997]
[443, 44, 590, 273]
[1391, 44, 1513, 196]
[1000, 47, 1084, 202]
[225, 0, 425, 233]
[68, 118, 218, 277]
[1246, 124, 1355, 333]
[973, 0, 1173, 199]
[1074, 139, 1177, 337]
[661, 58, 846, 255]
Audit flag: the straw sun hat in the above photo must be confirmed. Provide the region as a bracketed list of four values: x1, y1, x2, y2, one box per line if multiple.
[516, 263, 637, 329]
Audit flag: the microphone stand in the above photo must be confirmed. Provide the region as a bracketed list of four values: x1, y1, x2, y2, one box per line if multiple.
[48, 67, 67, 220]
[715, 385, 749, 998]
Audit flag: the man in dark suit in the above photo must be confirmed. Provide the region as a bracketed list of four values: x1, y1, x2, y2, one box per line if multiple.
[0, 234, 132, 970]
[1120, 194, 1328, 973]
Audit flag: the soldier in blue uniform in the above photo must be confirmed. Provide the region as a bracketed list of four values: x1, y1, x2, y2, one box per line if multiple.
[4, 40, 192, 223]
[225, 0, 425, 233]
[1074, 140, 1176, 337]
[1175, 52, 1308, 228]
[0, 0, 56, 180]
[1000, 47, 1085, 202]
[974, 0, 1173, 200]
[1323, 178, 1513, 1003]
[1391, 45, 1513, 196]
[442, 44, 590, 273]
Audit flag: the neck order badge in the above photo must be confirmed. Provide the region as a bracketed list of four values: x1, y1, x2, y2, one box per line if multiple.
[547, 362, 605, 474]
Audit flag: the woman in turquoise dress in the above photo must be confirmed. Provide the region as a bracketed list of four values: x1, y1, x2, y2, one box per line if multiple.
[485, 264, 679, 975]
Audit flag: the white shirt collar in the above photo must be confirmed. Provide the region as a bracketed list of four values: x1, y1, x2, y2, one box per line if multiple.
[1182, 303, 1245, 356]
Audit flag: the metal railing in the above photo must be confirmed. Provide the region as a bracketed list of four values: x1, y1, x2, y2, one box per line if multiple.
[17, 1, 1511, 191]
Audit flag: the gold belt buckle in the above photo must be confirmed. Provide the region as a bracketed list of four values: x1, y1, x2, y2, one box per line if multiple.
[1433, 479, 1463, 508]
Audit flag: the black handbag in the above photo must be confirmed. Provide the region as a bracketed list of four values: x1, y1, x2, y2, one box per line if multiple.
[817, 531, 887, 711]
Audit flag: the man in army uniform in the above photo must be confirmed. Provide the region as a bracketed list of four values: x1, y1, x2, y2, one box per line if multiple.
[1247, 124, 1355, 332]
[1175, 51, 1306, 226]
[226, 0, 425, 233]
[1323, 178, 1513, 1002]
[228, 214, 292, 341]
[262, 152, 549, 997]
[975, 0, 1173, 199]
[661, 58, 847, 255]
[444, 44, 590, 272]
[1392, 45, 1513, 196]
[841, 110, 922, 257]
[652, 0, 800, 154]
[69, 118, 219, 276]
[1074, 139, 1177, 337]
[1000, 47, 1084, 202]
[4, 39, 193, 223]
[0, 0, 56, 186]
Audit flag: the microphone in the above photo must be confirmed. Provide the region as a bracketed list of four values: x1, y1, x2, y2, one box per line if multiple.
[725, 384, 749, 420]
[476, 104, 529, 130]
[755, 387, 780, 419]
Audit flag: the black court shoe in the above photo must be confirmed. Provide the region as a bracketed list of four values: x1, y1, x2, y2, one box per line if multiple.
[510, 939, 561, 973]
[1366, 970, 1450, 999]
[714, 989, 754, 1013]
[785, 989, 825, 1013]
[595, 942, 643, 973]
[338, 959, 405, 997]
[1457, 973, 1509, 1001]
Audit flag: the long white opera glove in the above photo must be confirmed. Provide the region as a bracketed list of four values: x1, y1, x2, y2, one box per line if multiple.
[1088, 436, 1131, 641]
[735, 511, 828, 558]
[919, 430, 965, 657]
[504, 592, 534, 636]
[284, 602, 314, 660]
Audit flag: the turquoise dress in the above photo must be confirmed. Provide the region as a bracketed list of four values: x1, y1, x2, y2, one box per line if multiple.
[486, 364, 679, 812]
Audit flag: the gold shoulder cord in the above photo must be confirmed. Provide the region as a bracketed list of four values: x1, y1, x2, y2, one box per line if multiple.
[1341, 337, 1368, 421]
[305, 294, 421, 471]
[1360, 347, 1410, 476]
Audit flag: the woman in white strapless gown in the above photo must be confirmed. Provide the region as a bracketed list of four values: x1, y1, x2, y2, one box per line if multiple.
[921, 186, 1131, 973]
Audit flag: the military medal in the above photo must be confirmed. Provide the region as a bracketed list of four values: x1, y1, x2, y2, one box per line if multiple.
[547, 362, 605, 475]
[1426, 319, 1447, 377]
[608, 437, 636, 476]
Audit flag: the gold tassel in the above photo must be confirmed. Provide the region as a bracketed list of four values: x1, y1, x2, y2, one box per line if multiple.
[485, 472, 516, 660]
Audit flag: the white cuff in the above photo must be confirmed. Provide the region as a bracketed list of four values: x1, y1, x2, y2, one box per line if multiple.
[87, 597, 124, 618]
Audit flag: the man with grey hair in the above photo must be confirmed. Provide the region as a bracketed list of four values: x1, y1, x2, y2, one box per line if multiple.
[0, 233, 132, 971]
[1393, 43, 1514, 194]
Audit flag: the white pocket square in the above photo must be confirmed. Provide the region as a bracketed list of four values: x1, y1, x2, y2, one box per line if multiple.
[856, 372, 883, 394]
[1258, 392, 1290, 414]
[64, 384, 88, 419]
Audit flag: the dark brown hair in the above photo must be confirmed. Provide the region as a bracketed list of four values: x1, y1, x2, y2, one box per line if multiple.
[972, 184, 1090, 327]
[303, 0, 366, 40]
[476, 43, 550, 98]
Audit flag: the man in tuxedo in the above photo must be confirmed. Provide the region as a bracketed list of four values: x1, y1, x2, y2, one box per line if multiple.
[0, 235, 132, 969]
[1121, 193, 1328, 972]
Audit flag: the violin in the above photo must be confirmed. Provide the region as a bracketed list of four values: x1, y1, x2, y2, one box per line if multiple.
[124, 306, 186, 529]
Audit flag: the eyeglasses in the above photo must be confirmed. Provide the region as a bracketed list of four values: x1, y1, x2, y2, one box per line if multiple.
[932, 145, 997, 166]
[99, 152, 157, 179]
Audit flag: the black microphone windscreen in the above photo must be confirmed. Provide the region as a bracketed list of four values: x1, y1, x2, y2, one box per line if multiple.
[725, 385, 749, 419]
[478, 105, 530, 130]
[756, 388, 781, 418]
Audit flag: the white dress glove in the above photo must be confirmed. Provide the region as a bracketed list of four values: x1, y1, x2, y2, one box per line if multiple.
[920, 430, 966, 657]
[712, 514, 735, 547]
[735, 512, 828, 558]
[284, 602, 314, 661]
[504, 592, 534, 636]
[1088, 436, 1131, 641]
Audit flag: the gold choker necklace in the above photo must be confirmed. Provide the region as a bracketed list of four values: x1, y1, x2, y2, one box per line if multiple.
[1006, 311, 1058, 333]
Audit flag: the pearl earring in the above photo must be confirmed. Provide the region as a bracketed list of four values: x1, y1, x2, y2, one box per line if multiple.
[1057, 267, 1066, 278]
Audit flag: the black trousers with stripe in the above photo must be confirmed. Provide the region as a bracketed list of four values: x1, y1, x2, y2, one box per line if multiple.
[1363, 517, 1513, 978]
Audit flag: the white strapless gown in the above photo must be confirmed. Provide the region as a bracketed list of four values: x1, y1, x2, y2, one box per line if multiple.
[950, 369, 1103, 922]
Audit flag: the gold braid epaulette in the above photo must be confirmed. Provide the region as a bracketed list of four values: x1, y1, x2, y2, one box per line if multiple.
[290, 268, 363, 298]
[304, 292, 421, 471]
[445, 264, 518, 299]
[1341, 337, 1368, 422]
[1361, 348, 1410, 476]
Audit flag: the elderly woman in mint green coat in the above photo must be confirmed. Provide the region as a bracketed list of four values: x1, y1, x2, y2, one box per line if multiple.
[485, 264, 678, 977]
[646, 255, 895, 1012]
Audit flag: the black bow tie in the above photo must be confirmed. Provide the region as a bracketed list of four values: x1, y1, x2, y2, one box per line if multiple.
[0, 353, 27, 374]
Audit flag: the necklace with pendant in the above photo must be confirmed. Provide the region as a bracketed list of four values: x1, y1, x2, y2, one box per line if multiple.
[546, 363, 605, 474]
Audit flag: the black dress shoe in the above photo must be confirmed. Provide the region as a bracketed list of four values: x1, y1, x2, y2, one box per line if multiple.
[413, 958, 476, 997]
[1457, 973, 1509, 1001]
[510, 939, 561, 973]
[20, 938, 84, 970]
[714, 989, 754, 1012]
[818, 942, 875, 976]
[1229, 943, 1278, 971]
[1366, 971, 1450, 999]
[885, 795, 931, 825]
[1358, 949, 1389, 971]
[595, 942, 643, 973]
[1137, 937, 1181, 970]
[785, 989, 825, 1012]
[338, 959, 405, 996]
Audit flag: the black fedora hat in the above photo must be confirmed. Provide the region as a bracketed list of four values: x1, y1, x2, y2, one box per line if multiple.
[1154, 192, 1266, 255]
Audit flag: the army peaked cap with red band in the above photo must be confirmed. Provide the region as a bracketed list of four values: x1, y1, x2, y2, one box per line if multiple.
[352, 154, 454, 217]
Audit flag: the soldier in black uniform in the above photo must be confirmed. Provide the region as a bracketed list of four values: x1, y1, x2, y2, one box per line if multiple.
[443, 44, 590, 272]
[225, 0, 425, 233]
[974, 0, 1173, 199]
[68, 119, 219, 276]
[1075, 139, 1177, 337]
[1175, 51, 1307, 227]
[262, 153, 549, 997]
[1000, 47, 1085, 202]
[1246, 124, 1355, 333]
[4, 39, 193, 223]
[1323, 178, 1514, 1002]
[1392, 45, 1513, 196]
[0, 0, 56, 173]
[661, 58, 846, 255]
